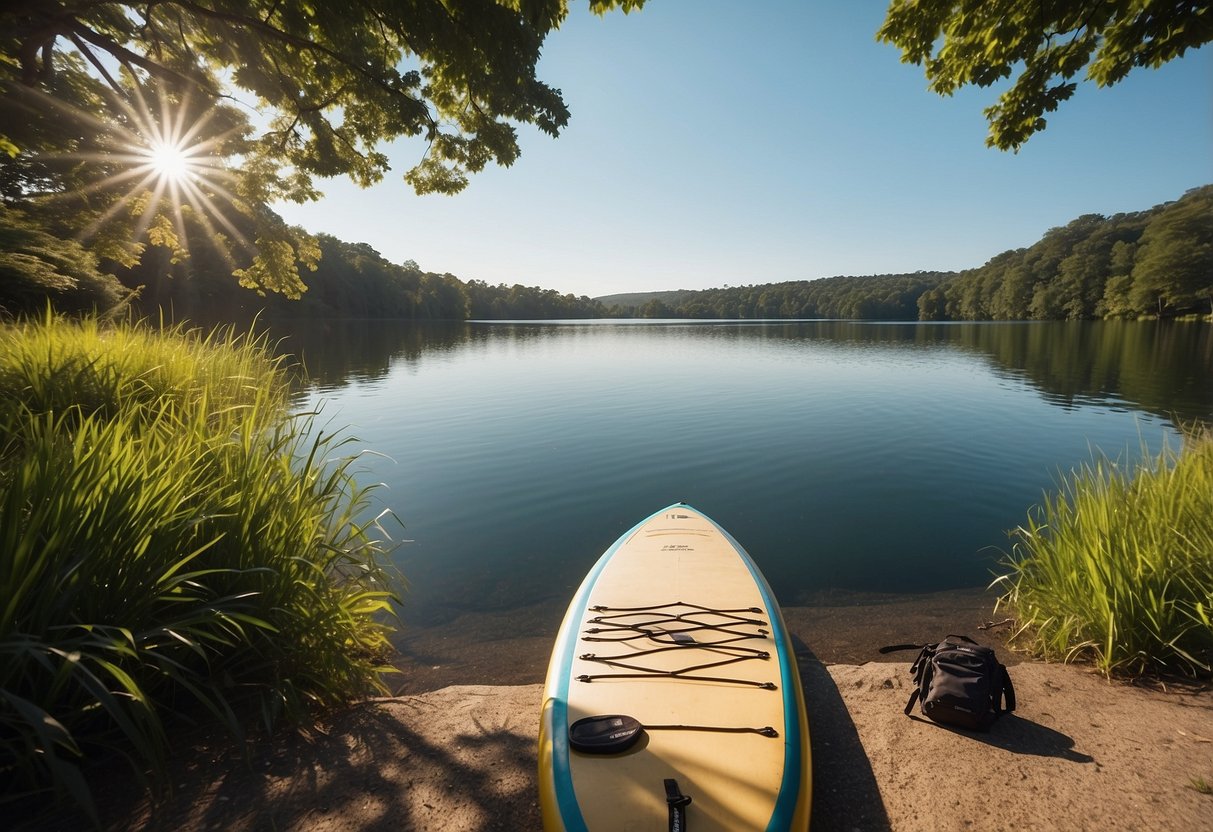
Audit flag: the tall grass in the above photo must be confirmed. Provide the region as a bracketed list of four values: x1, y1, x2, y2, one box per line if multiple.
[995, 433, 1213, 677]
[0, 315, 399, 820]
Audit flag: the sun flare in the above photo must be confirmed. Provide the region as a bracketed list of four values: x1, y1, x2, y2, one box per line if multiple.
[147, 140, 194, 183]
[31, 80, 254, 275]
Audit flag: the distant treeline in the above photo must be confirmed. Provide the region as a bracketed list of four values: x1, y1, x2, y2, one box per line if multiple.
[2, 186, 1209, 322]
[613, 272, 954, 320]
[610, 184, 1212, 321]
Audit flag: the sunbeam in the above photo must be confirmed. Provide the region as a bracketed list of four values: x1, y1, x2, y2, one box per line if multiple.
[17, 72, 254, 270]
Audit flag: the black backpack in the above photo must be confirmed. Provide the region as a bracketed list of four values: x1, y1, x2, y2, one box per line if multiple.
[879, 634, 1015, 731]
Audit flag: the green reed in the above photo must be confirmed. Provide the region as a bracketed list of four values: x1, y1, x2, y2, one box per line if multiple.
[0, 315, 399, 820]
[995, 434, 1213, 677]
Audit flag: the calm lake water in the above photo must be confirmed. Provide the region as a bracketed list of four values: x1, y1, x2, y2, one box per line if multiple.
[278, 319, 1212, 681]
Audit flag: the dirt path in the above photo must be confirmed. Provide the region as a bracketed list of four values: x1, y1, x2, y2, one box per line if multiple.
[103, 660, 1213, 831]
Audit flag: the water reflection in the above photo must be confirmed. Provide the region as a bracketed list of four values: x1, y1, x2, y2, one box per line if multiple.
[260, 318, 1210, 687]
[271, 319, 1213, 428]
[271, 319, 477, 392]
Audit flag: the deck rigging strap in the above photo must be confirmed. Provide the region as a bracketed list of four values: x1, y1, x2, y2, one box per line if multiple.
[568, 714, 777, 756]
[646, 723, 778, 737]
[576, 600, 776, 689]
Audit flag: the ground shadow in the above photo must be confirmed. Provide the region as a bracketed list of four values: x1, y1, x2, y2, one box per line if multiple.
[87, 701, 541, 832]
[794, 635, 893, 832]
[909, 713, 1095, 763]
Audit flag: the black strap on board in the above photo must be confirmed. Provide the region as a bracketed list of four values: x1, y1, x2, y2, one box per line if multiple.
[664, 778, 691, 832]
[568, 715, 778, 755]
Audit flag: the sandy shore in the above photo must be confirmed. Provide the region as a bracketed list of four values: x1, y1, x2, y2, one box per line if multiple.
[102, 656, 1213, 831]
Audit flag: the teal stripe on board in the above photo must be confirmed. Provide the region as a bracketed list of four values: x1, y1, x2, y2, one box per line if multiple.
[709, 514, 806, 831]
[549, 507, 662, 831]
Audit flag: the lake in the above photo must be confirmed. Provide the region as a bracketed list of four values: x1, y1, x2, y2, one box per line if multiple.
[279, 319, 1212, 690]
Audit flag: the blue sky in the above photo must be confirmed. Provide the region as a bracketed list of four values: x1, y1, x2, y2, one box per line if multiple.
[272, 2, 1212, 299]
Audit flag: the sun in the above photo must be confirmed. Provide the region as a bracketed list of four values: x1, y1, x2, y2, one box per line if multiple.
[145, 139, 196, 184]
[35, 81, 254, 271]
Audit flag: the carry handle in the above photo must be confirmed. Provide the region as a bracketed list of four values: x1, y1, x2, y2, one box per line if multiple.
[665, 778, 692, 832]
[945, 634, 979, 645]
[880, 634, 980, 654]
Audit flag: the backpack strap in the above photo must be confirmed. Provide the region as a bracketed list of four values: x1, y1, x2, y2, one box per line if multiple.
[878, 642, 927, 654]
[900, 644, 936, 717]
[998, 664, 1016, 715]
[880, 635, 978, 655]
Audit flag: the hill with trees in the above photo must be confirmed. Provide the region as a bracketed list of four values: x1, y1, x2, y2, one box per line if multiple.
[595, 289, 700, 311]
[919, 185, 1212, 321]
[603, 185, 1212, 322]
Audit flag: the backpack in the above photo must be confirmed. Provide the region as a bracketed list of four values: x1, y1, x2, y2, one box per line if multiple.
[879, 634, 1015, 731]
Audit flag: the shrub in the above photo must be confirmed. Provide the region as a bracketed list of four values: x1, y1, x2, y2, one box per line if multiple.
[0, 315, 399, 820]
[996, 434, 1213, 677]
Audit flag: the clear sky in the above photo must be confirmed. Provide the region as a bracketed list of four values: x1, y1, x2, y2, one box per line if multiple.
[272, 2, 1213, 299]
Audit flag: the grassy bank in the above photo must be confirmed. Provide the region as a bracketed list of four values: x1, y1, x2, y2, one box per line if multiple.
[997, 433, 1213, 677]
[0, 315, 399, 821]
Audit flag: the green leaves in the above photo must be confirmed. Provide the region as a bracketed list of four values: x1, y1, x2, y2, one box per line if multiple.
[1130, 189, 1213, 315]
[1, 1, 638, 197]
[996, 434, 1213, 678]
[1, 2, 648, 300]
[924, 186, 1213, 321]
[0, 207, 128, 314]
[0, 316, 401, 820]
[878, 1, 1213, 150]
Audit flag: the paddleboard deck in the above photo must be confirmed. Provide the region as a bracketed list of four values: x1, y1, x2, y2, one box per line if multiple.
[539, 504, 811, 831]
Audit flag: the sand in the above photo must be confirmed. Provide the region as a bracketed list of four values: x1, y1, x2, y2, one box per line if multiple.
[102, 657, 1213, 831]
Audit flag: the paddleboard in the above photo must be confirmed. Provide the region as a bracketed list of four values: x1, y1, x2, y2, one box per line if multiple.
[539, 504, 811, 831]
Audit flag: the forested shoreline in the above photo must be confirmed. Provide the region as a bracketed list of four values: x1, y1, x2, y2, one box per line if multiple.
[607, 184, 1212, 321]
[3, 185, 1209, 323]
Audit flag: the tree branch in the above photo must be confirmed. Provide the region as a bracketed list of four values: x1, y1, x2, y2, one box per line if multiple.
[18, 26, 60, 86]
[172, 0, 428, 109]
[68, 32, 123, 93]
[68, 20, 216, 94]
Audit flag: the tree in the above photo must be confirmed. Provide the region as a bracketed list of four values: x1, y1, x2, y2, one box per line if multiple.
[878, 1, 1213, 150]
[917, 285, 948, 320]
[638, 298, 675, 318]
[1099, 273, 1137, 319]
[0, 205, 128, 314]
[1095, 240, 1139, 317]
[1130, 186, 1213, 315]
[990, 258, 1034, 320]
[1, 1, 646, 297]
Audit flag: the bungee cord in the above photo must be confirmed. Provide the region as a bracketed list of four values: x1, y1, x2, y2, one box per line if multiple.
[574, 600, 778, 690]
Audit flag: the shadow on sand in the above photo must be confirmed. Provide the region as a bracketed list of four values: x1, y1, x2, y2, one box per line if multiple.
[794, 636, 893, 832]
[86, 701, 542, 832]
[907, 712, 1095, 763]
